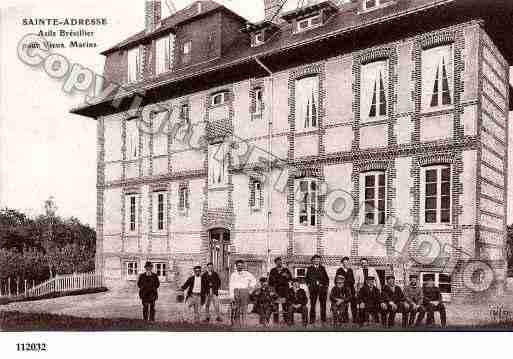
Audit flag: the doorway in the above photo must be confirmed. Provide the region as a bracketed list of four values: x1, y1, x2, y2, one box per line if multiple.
[209, 229, 230, 289]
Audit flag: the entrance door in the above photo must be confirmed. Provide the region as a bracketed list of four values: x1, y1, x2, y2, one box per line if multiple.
[209, 229, 230, 289]
[126, 261, 138, 281]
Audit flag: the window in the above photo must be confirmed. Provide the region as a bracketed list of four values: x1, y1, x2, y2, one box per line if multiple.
[422, 44, 453, 110]
[295, 76, 319, 131]
[154, 263, 167, 279]
[180, 103, 190, 122]
[420, 273, 452, 297]
[254, 31, 264, 46]
[211, 91, 227, 106]
[363, 0, 394, 11]
[361, 60, 388, 121]
[297, 179, 318, 226]
[126, 261, 138, 279]
[250, 180, 263, 210]
[152, 111, 169, 156]
[126, 118, 139, 160]
[295, 14, 322, 33]
[253, 87, 264, 116]
[178, 185, 189, 213]
[422, 165, 451, 224]
[156, 34, 176, 75]
[127, 47, 141, 83]
[182, 40, 192, 65]
[362, 171, 386, 225]
[127, 195, 137, 232]
[209, 143, 228, 186]
[295, 267, 307, 279]
[152, 191, 166, 232]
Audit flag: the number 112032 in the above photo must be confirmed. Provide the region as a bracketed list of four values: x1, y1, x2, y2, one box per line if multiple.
[16, 343, 47, 352]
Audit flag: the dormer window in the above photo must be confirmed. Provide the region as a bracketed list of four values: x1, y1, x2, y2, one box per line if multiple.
[211, 91, 228, 107]
[362, 0, 395, 12]
[182, 40, 192, 65]
[127, 47, 141, 84]
[254, 31, 264, 46]
[295, 14, 322, 33]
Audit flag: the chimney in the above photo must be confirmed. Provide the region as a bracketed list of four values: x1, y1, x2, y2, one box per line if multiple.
[264, 0, 286, 23]
[145, 0, 162, 33]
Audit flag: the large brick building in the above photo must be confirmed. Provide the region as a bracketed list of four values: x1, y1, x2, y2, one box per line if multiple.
[73, 0, 512, 301]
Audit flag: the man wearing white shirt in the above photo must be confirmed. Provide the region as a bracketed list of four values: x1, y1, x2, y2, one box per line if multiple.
[181, 266, 204, 322]
[229, 260, 257, 325]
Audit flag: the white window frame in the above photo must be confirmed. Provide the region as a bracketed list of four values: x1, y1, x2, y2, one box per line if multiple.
[209, 142, 228, 187]
[178, 186, 189, 215]
[360, 171, 386, 226]
[251, 180, 263, 211]
[253, 87, 264, 116]
[421, 44, 454, 112]
[180, 103, 190, 122]
[295, 76, 320, 132]
[211, 91, 227, 107]
[420, 272, 452, 302]
[155, 34, 176, 75]
[362, 0, 394, 11]
[295, 178, 318, 227]
[420, 165, 452, 226]
[126, 261, 139, 280]
[154, 262, 167, 281]
[152, 191, 167, 233]
[295, 14, 322, 33]
[182, 40, 192, 65]
[126, 194, 138, 233]
[126, 118, 139, 160]
[254, 31, 264, 46]
[361, 59, 389, 122]
[127, 47, 141, 84]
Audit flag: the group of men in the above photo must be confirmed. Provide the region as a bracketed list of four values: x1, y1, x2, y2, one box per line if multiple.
[138, 255, 447, 328]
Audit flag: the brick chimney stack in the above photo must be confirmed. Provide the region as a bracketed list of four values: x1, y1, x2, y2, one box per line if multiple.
[145, 0, 162, 33]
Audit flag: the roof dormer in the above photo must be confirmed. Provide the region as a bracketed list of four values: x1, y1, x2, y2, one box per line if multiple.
[281, 0, 339, 34]
[242, 20, 280, 47]
[358, 0, 397, 14]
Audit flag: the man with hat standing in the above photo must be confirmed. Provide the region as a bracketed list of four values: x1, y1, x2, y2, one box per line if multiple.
[137, 261, 160, 321]
[404, 274, 425, 327]
[268, 257, 292, 324]
[422, 274, 447, 327]
[381, 275, 409, 327]
[305, 255, 330, 324]
[181, 265, 205, 322]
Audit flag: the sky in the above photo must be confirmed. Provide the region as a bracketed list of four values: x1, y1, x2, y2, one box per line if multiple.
[0, 0, 512, 228]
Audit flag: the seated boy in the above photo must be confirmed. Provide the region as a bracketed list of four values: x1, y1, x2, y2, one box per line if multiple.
[251, 277, 279, 326]
[329, 275, 352, 326]
[286, 278, 309, 326]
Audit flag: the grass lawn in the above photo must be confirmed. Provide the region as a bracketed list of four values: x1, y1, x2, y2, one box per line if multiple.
[1, 310, 512, 332]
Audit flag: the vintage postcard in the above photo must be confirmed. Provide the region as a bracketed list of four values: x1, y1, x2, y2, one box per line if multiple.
[1, 0, 513, 355]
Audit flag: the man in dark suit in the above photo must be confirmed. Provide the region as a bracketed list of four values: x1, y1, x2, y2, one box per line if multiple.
[357, 276, 382, 326]
[286, 278, 308, 326]
[422, 274, 447, 328]
[137, 261, 160, 321]
[268, 257, 292, 324]
[181, 265, 204, 322]
[202, 262, 222, 322]
[381, 275, 409, 327]
[305, 255, 329, 324]
[335, 256, 357, 322]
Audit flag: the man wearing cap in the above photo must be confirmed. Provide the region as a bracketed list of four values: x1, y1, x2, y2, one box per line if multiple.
[137, 261, 160, 321]
[357, 276, 382, 326]
[355, 257, 381, 291]
[268, 257, 292, 324]
[381, 275, 409, 327]
[404, 274, 425, 327]
[305, 255, 330, 324]
[251, 277, 279, 326]
[181, 265, 204, 322]
[229, 259, 257, 325]
[422, 274, 447, 327]
[202, 262, 222, 323]
[335, 256, 357, 322]
[330, 275, 352, 326]
[286, 278, 309, 326]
